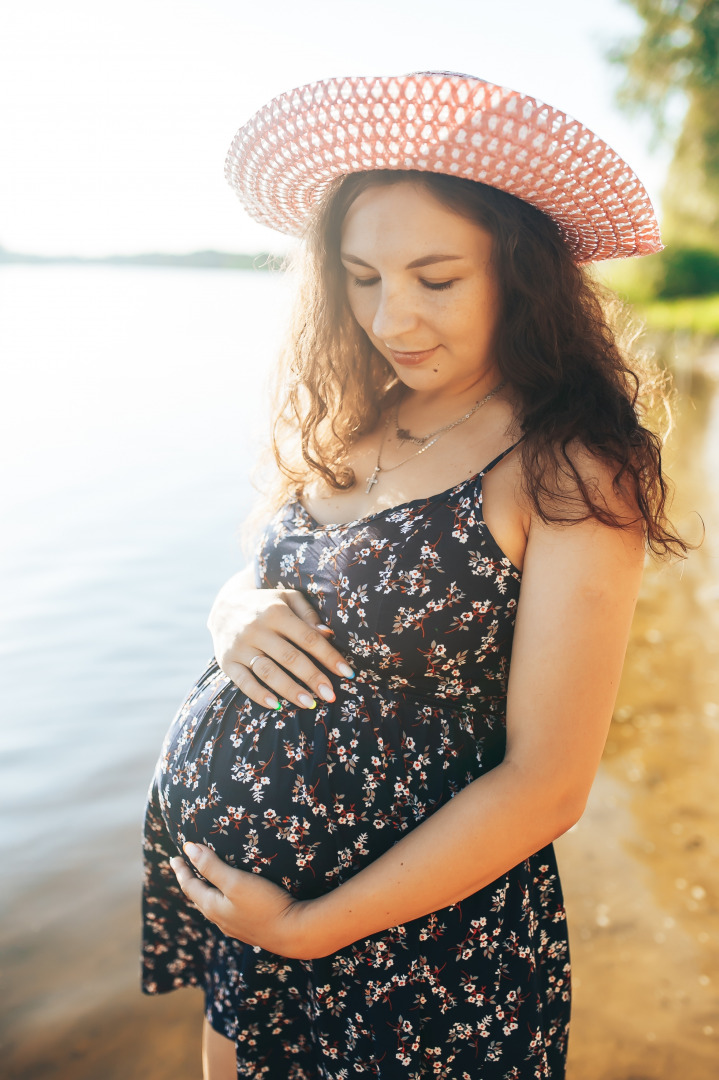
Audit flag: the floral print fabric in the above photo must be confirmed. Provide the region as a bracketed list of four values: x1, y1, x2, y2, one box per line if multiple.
[142, 447, 571, 1078]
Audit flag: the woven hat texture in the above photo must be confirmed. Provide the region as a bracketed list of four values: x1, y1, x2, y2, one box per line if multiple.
[225, 72, 662, 263]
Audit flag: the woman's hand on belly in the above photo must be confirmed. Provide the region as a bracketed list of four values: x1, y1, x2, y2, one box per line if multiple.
[170, 843, 321, 960]
[208, 572, 355, 711]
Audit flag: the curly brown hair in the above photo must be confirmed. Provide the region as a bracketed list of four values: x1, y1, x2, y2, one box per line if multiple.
[263, 169, 687, 559]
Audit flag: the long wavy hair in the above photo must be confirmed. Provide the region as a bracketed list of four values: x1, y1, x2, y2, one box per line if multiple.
[258, 169, 686, 559]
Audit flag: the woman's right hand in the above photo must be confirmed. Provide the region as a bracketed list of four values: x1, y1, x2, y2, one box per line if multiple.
[207, 569, 354, 711]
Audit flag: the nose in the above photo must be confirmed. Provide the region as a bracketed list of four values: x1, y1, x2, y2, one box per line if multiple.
[370, 283, 420, 343]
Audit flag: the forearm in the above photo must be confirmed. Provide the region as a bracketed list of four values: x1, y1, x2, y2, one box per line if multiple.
[208, 565, 255, 634]
[303, 761, 580, 957]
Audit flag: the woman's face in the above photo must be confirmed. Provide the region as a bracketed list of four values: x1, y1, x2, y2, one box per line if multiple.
[340, 181, 502, 397]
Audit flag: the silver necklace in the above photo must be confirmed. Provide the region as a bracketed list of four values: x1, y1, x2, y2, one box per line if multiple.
[365, 380, 506, 494]
[394, 381, 506, 445]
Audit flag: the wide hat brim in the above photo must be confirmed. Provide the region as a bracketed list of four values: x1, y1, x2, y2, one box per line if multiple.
[225, 72, 663, 263]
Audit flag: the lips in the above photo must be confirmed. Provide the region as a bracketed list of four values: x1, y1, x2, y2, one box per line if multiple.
[388, 346, 438, 366]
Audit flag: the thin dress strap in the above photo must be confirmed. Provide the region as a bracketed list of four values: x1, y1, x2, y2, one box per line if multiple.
[480, 435, 525, 477]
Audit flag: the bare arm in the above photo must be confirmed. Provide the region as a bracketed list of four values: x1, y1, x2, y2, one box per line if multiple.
[206, 564, 256, 643]
[211, 564, 256, 596]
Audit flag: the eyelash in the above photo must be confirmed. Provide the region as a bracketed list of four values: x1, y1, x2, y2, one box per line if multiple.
[352, 277, 456, 292]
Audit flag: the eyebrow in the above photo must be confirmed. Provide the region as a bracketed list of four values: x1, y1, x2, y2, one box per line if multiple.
[340, 253, 465, 270]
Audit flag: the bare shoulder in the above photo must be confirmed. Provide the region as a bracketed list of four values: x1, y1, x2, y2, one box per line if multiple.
[522, 440, 646, 603]
[550, 438, 643, 526]
[478, 430, 647, 577]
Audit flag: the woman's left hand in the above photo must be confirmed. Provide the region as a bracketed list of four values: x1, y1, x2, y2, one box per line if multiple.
[170, 843, 322, 960]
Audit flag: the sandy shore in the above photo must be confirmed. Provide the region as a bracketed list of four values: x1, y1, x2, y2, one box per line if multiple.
[3, 991, 202, 1080]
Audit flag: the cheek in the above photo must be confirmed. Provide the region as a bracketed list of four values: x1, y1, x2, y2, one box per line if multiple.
[440, 293, 497, 356]
[438, 296, 475, 337]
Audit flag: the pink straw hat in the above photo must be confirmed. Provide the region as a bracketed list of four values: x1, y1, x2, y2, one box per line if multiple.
[225, 72, 662, 264]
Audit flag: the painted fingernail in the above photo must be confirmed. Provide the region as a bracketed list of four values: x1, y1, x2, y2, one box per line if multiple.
[337, 662, 355, 678]
[265, 695, 281, 710]
[183, 842, 200, 859]
[298, 693, 317, 709]
[316, 623, 334, 635]
[317, 682, 335, 702]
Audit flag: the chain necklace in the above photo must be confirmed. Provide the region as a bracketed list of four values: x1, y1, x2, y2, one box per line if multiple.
[394, 382, 504, 445]
[365, 381, 506, 494]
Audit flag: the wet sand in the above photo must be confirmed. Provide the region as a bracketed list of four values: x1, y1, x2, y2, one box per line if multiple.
[559, 361, 719, 1078]
[3, 353, 718, 1080]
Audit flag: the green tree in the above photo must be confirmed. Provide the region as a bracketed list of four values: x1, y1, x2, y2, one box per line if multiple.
[611, 0, 719, 247]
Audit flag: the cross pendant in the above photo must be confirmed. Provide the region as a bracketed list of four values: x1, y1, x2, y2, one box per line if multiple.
[365, 467, 380, 494]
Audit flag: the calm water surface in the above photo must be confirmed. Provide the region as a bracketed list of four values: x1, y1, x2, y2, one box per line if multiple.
[1, 265, 285, 1046]
[1, 265, 717, 1077]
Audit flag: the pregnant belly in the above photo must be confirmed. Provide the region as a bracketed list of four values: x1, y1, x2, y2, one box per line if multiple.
[155, 660, 501, 900]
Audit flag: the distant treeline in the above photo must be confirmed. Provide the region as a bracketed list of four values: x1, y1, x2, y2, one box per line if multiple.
[0, 247, 282, 271]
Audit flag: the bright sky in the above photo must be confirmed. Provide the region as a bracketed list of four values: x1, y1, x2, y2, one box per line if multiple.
[1, 0, 672, 257]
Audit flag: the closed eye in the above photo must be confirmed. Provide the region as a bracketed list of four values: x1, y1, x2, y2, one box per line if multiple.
[352, 277, 456, 291]
[422, 279, 455, 291]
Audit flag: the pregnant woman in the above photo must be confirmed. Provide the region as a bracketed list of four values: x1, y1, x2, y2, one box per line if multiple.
[142, 73, 686, 1079]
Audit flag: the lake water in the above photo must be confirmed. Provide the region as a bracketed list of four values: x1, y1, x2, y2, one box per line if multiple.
[2, 264, 717, 1078]
[1, 265, 287, 1056]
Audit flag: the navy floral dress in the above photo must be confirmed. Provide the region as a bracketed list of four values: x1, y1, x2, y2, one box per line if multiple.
[142, 443, 571, 1079]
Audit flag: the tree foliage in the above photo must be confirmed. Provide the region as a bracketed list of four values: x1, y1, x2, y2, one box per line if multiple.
[612, 2, 719, 114]
[611, 1, 719, 247]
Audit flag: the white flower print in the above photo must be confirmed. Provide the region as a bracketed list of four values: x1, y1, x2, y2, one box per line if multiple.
[143, 454, 568, 1080]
